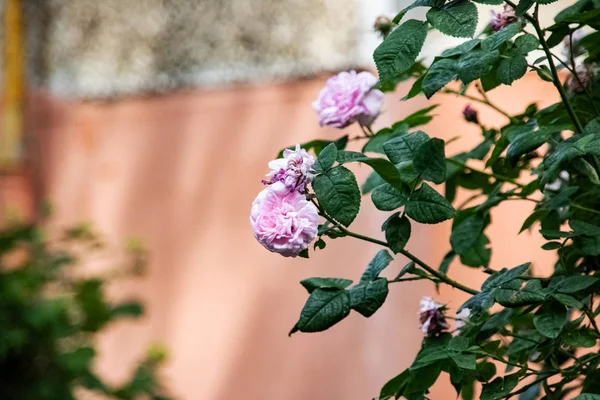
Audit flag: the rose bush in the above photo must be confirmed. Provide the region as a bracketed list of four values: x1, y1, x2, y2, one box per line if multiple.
[251, 1, 600, 399]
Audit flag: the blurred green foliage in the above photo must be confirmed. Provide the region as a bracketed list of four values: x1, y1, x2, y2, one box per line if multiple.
[0, 222, 171, 400]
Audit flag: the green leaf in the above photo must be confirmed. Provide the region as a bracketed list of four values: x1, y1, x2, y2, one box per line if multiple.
[313, 166, 361, 227]
[441, 39, 482, 57]
[349, 278, 389, 317]
[459, 234, 491, 268]
[574, 395, 600, 400]
[374, 20, 428, 83]
[476, 362, 497, 382]
[293, 288, 351, 333]
[315, 143, 338, 173]
[379, 369, 411, 400]
[541, 241, 562, 250]
[533, 302, 567, 339]
[451, 352, 477, 370]
[512, 34, 539, 54]
[398, 105, 441, 128]
[414, 138, 447, 184]
[457, 50, 501, 84]
[570, 220, 600, 236]
[451, 213, 485, 255]
[563, 328, 597, 348]
[427, 2, 478, 38]
[482, 263, 530, 289]
[552, 293, 583, 309]
[277, 136, 348, 158]
[405, 183, 456, 224]
[516, 0, 535, 16]
[300, 277, 354, 293]
[549, 275, 599, 294]
[337, 152, 406, 190]
[362, 171, 386, 195]
[482, 23, 522, 51]
[403, 75, 425, 100]
[496, 56, 527, 85]
[494, 279, 546, 307]
[423, 59, 458, 98]
[361, 250, 394, 281]
[385, 214, 412, 253]
[576, 235, 600, 256]
[384, 130, 430, 165]
[372, 183, 409, 211]
[481, 374, 519, 400]
[111, 302, 144, 318]
[520, 210, 548, 232]
[439, 251, 455, 276]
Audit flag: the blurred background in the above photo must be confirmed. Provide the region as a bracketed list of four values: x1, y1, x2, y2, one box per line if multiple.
[0, 0, 574, 399]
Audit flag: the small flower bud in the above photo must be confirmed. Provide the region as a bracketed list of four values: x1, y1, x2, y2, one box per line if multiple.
[454, 308, 471, 336]
[374, 16, 393, 38]
[462, 104, 479, 124]
[419, 297, 449, 336]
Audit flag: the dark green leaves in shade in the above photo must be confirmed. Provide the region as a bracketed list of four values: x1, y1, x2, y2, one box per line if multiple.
[290, 288, 351, 334]
[481, 374, 519, 400]
[313, 166, 360, 227]
[427, 1, 478, 38]
[533, 302, 568, 339]
[414, 138, 447, 184]
[383, 213, 412, 253]
[405, 183, 456, 224]
[374, 20, 428, 84]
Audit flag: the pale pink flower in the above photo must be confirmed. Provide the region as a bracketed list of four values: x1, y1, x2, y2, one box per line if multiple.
[264, 145, 315, 194]
[312, 70, 384, 128]
[419, 297, 449, 336]
[250, 188, 319, 257]
[490, 5, 519, 32]
[454, 308, 471, 336]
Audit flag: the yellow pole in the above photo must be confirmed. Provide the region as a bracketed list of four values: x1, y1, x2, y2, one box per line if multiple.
[1, 0, 24, 168]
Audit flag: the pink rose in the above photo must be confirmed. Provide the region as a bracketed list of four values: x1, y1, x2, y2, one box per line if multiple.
[312, 70, 384, 128]
[250, 188, 319, 257]
[453, 308, 471, 336]
[264, 145, 315, 194]
[419, 296, 449, 336]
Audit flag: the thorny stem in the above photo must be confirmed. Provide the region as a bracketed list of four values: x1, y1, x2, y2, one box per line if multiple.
[311, 199, 479, 295]
[504, 1, 584, 133]
[446, 158, 527, 188]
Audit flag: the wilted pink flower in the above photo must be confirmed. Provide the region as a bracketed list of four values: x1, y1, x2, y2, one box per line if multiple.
[454, 308, 471, 336]
[264, 145, 315, 194]
[462, 105, 479, 124]
[419, 297, 449, 336]
[250, 188, 319, 257]
[567, 64, 595, 94]
[490, 5, 519, 32]
[312, 70, 384, 129]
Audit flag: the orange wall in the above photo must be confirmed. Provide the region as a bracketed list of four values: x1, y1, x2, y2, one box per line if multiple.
[8, 74, 561, 399]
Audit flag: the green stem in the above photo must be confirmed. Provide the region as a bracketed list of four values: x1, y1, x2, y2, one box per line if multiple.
[550, 52, 600, 117]
[504, 1, 584, 133]
[583, 303, 600, 336]
[447, 158, 526, 188]
[313, 199, 479, 295]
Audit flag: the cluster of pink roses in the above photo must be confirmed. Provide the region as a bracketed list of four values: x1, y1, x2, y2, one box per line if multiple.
[250, 146, 319, 257]
[251, 70, 384, 257]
